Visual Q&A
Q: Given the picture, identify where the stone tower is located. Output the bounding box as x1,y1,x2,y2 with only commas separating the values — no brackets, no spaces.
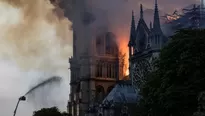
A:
65,0,124,116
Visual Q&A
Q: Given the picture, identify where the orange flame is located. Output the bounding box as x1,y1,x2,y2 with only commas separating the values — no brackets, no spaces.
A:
116,33,129,79
164,13,181,23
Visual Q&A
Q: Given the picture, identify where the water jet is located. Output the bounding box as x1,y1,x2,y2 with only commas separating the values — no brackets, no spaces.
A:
13,76,62,116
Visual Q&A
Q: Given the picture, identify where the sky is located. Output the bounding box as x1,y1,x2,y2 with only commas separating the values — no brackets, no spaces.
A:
0,0,199,116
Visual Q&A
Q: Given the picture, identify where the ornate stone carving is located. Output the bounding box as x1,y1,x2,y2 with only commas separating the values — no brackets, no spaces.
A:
131,58,153,90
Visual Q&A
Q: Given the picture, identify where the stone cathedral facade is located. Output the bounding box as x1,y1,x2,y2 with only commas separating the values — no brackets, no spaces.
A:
67,0,124,116
129,0,167,91
83,1,168,116
66,0,168,115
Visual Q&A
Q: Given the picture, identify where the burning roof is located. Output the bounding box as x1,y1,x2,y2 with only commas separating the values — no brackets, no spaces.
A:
162,4,205,31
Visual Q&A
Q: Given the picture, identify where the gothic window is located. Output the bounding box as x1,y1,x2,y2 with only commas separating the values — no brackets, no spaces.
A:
139,33,146,50
155,35,160,44
111,64,114,78
147,36,151,48
96,36,103,54
107,86,114,94
76,84,80,93
115,64,118,79
105,34,111,54
107,63,109,77
112,64,116,78
109,64,112,78
131,47,134,55
96,62,102,77
96,63,99,77
95,86,105,103
99,63,102,77
107,63,112,78
105,32,115,55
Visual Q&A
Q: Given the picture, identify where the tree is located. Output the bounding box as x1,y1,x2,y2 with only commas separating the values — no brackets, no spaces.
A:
138,29,205,116
33,107,70,116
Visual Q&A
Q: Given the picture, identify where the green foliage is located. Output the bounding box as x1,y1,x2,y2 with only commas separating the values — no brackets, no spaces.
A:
33,107,70,116
138,29,205,116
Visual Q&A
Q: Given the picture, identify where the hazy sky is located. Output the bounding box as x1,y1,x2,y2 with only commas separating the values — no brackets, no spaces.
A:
0,0,199,116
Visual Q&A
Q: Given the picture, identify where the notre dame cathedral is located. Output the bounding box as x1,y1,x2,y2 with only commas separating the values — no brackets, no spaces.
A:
129,0,167,91
64,0,167,116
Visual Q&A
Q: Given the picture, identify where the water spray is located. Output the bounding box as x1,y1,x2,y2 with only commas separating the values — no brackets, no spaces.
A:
13,76,62,116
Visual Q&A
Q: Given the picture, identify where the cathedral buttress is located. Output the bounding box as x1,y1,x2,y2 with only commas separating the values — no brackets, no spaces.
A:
128,11,136,57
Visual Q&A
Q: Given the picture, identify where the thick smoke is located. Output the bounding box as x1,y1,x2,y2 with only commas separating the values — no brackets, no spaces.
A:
82,0,198,76
84,0,165,76
0,0,72,115
85,0,140,76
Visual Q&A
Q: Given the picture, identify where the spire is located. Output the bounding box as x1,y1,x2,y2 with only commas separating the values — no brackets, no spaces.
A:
153,0,161,32
129,11,136,46
201,0,205,26
201,0,204,14
150,21,152,29
140,4,143,19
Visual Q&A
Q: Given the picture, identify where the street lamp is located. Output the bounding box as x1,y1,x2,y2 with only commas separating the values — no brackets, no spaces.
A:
13,96,26,116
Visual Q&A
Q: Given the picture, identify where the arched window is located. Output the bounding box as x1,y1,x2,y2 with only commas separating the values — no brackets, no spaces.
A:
107,63,112,78
96,62,102,77
105,32,116,55
111,64,113,78
155,35,160,44
96,63,99,77
115,63,119,79
99,63,102,77
109,64,112,78
107,63,109,77
96,36,103,55
107,86,114,94
95,86,105,102
131,47,134,55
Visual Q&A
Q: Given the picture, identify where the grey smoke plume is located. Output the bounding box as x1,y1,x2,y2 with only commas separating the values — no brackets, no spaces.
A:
0,0,72,115
86,0,139,35
60,0,198,77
